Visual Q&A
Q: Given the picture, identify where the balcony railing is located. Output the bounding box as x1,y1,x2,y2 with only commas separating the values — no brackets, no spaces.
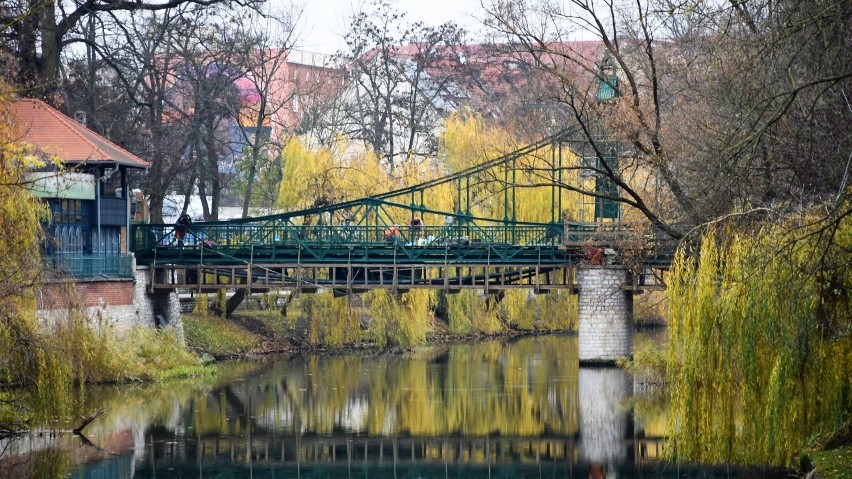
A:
98,197,127,226
43,254,134,279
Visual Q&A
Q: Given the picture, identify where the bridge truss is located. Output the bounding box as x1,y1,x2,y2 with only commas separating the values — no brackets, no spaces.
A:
131,128,674,293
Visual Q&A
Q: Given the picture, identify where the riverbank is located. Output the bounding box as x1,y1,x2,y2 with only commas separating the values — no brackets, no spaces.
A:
182,309,561,359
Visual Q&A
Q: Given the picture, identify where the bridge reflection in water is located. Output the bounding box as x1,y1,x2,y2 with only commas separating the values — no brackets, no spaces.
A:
126,336,670,479
46,334,781,478
139,433,664,478
134,385,666,479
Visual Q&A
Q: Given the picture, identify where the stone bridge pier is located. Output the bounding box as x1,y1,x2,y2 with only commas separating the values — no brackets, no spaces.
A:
577,266,633,364
134,266,183,341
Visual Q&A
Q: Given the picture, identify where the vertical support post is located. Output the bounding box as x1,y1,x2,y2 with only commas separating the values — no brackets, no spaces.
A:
511,158,517,222
558,142,563,217
457,178,462,215
392,247,398,293
247,245,253,294
465,176,471,215
503,164,509,222
95,167,101,254
347,249,353,294
122,166,130,253
485,248,490,295
550,144,556,224
296,248,302,292
536,248,543,291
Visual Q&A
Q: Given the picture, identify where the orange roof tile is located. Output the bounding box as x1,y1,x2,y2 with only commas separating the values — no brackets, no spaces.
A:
10,99,150,169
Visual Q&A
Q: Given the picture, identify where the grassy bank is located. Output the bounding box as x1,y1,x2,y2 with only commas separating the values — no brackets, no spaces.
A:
0,322,213,434
183,289,579,357
810,446,851,479
182,308,506,357
182,311,289,357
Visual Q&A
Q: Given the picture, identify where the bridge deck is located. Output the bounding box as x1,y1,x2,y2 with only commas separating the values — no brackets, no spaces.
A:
133,222,675,292
148,261,667,293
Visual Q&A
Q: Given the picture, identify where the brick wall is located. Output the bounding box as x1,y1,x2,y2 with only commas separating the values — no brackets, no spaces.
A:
36,265,183,342
38,280,134,309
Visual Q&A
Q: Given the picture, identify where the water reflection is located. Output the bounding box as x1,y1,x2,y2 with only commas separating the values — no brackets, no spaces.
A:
579,367,633,479
0,334,784,478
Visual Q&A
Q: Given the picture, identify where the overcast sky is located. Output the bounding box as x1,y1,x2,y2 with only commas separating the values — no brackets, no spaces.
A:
287,0,486,54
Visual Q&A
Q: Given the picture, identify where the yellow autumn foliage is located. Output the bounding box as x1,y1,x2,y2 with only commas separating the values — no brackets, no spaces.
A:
666,214,852,466
278,136,384,211
440,110,589,222
274,112,583,344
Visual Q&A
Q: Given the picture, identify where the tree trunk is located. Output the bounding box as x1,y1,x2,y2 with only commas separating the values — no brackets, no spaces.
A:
241,144,260,218
38,1,60,101
204,123,220,220
224,289,247,317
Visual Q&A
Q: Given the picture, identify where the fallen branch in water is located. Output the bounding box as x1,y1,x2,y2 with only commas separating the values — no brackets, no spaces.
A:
73,408,106,435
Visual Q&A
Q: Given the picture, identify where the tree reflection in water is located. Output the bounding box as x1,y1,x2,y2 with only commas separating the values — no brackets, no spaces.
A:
1,334,788,478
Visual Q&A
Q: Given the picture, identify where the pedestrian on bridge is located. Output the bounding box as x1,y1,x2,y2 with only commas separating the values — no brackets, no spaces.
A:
384,225,400,243
175,212,192,247
409,216,423,237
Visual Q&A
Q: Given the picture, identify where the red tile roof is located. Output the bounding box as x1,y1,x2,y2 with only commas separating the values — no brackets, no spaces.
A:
10,99,150,169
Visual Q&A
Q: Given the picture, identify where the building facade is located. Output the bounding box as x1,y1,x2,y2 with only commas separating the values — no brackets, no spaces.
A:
11,99,150,277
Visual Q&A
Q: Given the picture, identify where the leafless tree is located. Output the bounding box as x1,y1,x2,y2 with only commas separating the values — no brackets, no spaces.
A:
222,6,303,217
85,4,304,222
0,0,264,102
482,0,851,239
334,0,467,174
63,6,199,224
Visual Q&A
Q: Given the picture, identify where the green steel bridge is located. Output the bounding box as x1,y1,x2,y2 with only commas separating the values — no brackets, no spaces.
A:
130,129,677,293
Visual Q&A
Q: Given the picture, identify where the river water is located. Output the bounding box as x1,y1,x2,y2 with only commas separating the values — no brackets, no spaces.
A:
1,333,785,478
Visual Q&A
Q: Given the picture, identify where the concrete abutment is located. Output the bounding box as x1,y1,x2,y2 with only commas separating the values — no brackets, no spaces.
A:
133,266,184,342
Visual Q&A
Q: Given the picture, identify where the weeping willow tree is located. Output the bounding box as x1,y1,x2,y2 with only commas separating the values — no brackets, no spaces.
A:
0,91,67,434
436,113,582,334
666,209,851,466
440,110,586,222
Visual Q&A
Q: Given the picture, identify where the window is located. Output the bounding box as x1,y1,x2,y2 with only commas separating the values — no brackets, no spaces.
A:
53,199,84,225
48,199,88,254
74,227,82,254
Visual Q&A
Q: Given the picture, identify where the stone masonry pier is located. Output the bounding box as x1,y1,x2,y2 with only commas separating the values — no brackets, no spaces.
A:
577,266,633,364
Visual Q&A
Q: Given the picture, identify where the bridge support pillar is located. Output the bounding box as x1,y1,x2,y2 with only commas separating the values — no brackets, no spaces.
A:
577,266,633,364
133,266,184,343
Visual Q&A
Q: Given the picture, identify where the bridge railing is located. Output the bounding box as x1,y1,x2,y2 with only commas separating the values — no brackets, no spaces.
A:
131,220,679,266
42,254,135,279
131,222,569,252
